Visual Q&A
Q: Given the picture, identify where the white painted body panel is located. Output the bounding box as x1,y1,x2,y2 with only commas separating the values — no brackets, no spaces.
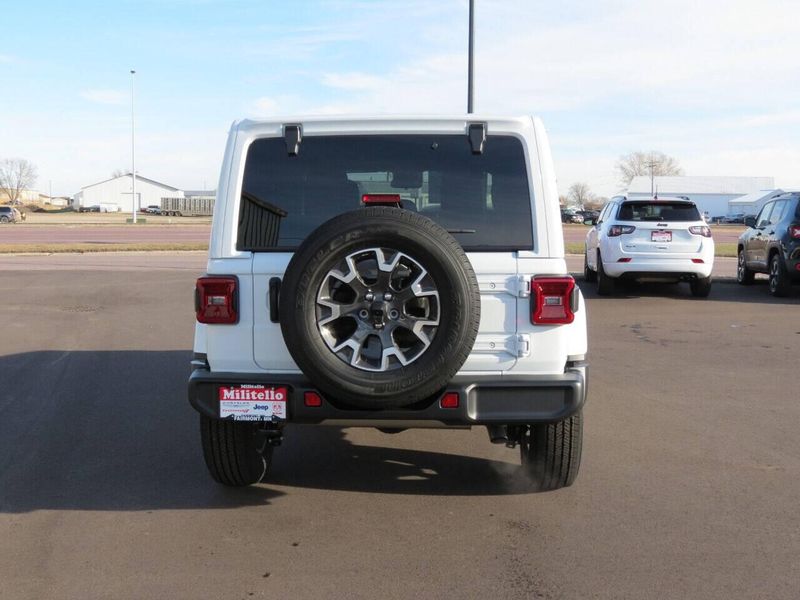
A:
196,115,588,376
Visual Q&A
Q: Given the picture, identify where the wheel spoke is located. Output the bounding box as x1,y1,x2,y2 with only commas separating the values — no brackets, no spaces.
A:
316,247,440,372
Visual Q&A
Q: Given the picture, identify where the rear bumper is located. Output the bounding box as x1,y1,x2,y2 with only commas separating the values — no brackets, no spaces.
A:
603,258,713,279
188,366,587,427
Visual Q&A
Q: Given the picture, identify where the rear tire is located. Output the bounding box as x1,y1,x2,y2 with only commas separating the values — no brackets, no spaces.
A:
200,416,272,486
0,216,8,223
583,251,597,283
690,276,712,298
768,253,791,297
737,248,754,285
596,252,614,296
519,411,583,491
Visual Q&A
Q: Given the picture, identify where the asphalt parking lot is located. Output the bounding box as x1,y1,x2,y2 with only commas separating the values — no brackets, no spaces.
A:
0,256,797,599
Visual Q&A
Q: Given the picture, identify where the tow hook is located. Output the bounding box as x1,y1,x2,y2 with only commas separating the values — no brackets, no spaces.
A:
260,426,284,448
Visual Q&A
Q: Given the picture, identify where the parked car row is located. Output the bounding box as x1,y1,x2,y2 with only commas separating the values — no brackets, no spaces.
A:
561,208,600,225
709,213,756,224
583,192,800,298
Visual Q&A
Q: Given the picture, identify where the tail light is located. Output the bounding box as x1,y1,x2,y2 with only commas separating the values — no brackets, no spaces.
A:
362,193,402,207
195,276,238,324
689,225,712,237
531,276,576,325
789,225,800,239
608,225,635,237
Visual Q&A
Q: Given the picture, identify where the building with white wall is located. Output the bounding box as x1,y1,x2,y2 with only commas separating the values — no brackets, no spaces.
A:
627,176,775,217
727,189,785,217
73,173,183,212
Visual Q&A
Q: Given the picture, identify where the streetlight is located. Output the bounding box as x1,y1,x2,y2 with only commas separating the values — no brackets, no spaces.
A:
467,0,475,113
131,69,137,223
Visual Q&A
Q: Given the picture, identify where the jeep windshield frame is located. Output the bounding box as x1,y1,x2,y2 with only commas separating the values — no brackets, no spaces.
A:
237,133,534,252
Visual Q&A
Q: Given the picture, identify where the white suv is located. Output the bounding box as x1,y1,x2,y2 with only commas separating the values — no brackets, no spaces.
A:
584,196,714,297
189,116,588,491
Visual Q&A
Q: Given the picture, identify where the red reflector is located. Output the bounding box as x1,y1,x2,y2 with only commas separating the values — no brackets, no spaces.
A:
440,392,459,409
617,257,632,262
691,258,704,263
195,276,238,324
790,225,800,239
304,391,323,407
531,276,576,325
361,193,402,206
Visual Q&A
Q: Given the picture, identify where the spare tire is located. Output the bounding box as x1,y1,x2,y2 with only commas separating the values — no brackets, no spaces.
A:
279,206,480,409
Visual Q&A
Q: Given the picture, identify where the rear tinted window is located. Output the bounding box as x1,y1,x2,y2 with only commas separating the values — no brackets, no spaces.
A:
239,134,533,251
617,201,700,222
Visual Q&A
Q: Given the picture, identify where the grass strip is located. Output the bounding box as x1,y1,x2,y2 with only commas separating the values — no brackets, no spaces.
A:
0,242,209,254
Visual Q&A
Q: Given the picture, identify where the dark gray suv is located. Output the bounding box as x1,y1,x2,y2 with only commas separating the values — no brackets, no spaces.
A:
737,192,800,296
0,206,22,223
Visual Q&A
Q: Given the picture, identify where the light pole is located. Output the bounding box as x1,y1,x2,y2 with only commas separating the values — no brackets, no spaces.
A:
131,69,137,223
467,0,475,113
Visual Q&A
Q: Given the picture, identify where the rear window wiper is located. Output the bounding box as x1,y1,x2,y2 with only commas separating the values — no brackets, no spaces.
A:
447,229,476,234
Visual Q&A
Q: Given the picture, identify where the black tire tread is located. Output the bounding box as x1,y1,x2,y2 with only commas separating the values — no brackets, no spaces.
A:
690,276,712,298
520,411,583,491
769,253,791,297
200,416,269,486
596,252,614,296
737,248,755,285
584,251,597,283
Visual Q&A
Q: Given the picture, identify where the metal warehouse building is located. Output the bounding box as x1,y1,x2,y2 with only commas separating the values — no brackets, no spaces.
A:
73,173,183,212
627,176,776,218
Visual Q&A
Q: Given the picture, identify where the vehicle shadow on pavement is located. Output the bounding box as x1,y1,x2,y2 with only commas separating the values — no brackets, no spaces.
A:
269,426,540,496
577,276,800,304
0,351,281,513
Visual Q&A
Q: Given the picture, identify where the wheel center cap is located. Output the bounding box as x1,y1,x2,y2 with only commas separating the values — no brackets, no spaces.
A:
369,301,386,329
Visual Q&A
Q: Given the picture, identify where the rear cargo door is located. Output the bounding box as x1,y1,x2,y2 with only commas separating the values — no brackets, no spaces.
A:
251,252,519,372
252,253,297,371
621,221,701,254
461,252,519,371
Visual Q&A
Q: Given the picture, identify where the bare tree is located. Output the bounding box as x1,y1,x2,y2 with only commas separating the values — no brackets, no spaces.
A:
584,196,608,211
616,151,682,188
568,182,593,207
0,158,38,204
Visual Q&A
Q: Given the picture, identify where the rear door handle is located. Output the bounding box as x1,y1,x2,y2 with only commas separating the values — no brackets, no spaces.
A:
268,277,281,323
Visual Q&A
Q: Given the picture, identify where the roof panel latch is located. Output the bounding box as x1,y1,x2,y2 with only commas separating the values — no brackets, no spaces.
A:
468,122,486,154
283,124,302,156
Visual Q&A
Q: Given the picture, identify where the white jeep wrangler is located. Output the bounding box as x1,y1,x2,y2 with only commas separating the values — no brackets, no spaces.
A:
190,116,588,491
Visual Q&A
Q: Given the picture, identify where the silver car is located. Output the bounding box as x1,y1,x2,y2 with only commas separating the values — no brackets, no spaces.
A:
0,206,22,223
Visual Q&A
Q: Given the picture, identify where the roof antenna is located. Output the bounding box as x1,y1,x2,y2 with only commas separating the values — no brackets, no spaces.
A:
654,184,658,200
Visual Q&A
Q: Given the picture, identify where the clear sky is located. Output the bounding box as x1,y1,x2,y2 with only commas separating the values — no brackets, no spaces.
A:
2,0,799,197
